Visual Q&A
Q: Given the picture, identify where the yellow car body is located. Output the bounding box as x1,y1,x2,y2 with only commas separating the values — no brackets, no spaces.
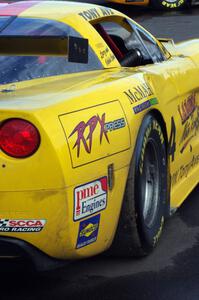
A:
0,1,198,270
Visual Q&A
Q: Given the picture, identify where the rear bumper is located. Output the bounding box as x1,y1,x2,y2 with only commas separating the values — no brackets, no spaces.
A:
0,236,70,271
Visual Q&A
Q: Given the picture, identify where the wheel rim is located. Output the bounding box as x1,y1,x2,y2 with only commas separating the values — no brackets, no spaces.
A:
141,139,160,228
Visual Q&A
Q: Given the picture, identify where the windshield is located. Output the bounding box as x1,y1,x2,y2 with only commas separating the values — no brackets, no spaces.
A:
0,17,102,85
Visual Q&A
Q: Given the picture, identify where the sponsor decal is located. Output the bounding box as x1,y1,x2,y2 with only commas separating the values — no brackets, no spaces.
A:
178,93,196,125
100,47,109,59
139,120,164,174
169,103,199,159
105,118,126,131
139,124,152,174
79,7,114,22
100,47,115,65
133,98,158,114
153,216,164,246
69,114,109,157
0,219,46,232
162,0,185,9
74,177,107,221
76,214,100,249
180,136,194,154
171,154,199,186
168,116,176,162
95,42,104,49
124,82,153,104
179,106,199,153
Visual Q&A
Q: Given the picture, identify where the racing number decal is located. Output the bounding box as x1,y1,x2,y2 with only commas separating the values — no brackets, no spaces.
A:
168,117,176,162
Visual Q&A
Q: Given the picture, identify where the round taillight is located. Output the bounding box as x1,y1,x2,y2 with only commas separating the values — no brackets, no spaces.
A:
0,119,40,158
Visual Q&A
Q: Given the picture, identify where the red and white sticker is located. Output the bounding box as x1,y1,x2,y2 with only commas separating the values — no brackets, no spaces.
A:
74,177,107,221
0,219,46,232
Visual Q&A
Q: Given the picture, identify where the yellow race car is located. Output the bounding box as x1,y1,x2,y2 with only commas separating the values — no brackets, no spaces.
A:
0,1,198,270
107,0,197,10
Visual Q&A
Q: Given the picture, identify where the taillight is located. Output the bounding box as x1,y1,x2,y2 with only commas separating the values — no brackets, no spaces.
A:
0,119,40,158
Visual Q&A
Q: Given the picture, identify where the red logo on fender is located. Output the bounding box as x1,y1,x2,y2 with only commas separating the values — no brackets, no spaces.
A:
76,184,99,216
178,93,196,124
69,113,109,157
8,220,44,227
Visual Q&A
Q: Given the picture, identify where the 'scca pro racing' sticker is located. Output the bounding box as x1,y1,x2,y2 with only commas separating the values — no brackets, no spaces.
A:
0,219,46,232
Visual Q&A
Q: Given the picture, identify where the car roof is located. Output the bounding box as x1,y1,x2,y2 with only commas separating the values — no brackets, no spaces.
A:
0,1,123,21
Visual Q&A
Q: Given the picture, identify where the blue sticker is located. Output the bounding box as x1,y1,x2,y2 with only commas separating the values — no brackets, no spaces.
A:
105,118,126,132
76,214,100,249
133,98,158,114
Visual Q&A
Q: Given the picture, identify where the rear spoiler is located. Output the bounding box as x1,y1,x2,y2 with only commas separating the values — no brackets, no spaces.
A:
0,35,89,63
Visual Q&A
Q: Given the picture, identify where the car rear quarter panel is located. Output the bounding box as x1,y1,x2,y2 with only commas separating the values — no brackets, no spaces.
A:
50,71,160,258
0,65,164,259
0,71,142,258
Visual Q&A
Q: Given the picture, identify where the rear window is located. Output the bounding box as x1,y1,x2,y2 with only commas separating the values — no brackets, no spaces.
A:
0,17,102,85
0,16,10,29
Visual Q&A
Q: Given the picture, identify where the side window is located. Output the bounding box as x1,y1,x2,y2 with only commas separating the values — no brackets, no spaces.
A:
135,27,165,63
94,21,131,61
93,18,166,67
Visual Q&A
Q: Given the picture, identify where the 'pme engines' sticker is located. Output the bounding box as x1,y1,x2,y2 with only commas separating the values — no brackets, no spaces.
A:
76,214,100,249
74,177,107,221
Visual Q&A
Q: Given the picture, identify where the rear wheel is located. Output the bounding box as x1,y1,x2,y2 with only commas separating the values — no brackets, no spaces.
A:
109,114,168,256
151,0,187,10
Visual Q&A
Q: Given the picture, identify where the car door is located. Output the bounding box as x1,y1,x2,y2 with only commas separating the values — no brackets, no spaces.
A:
130,22,199,206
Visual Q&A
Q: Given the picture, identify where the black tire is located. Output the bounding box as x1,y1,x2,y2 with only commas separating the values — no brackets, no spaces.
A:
151,0,187,10
109,114,168,257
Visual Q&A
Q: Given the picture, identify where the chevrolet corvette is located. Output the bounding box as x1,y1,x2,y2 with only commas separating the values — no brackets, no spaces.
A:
107,0,199,10
0,1,198,270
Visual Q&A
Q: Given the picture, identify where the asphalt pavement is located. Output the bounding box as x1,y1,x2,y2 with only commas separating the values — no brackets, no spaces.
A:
1,2,199,300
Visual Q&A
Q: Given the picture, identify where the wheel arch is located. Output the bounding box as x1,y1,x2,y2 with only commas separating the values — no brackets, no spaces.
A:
147,108,171,217
108,109,170,256
148,109,169,151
